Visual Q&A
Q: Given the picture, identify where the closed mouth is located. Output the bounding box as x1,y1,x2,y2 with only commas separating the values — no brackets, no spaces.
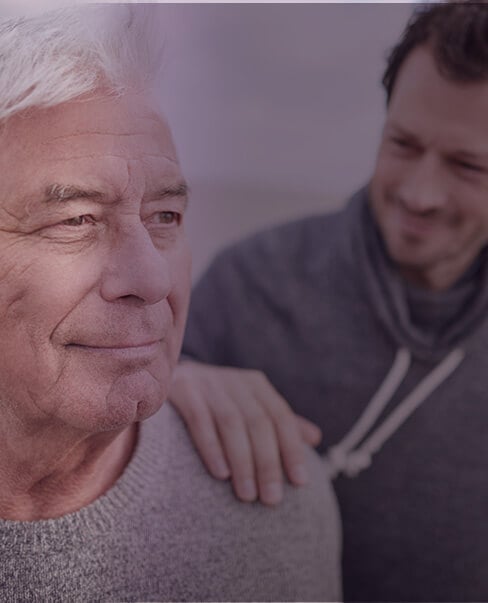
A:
68,340,162,350
66,341,164,362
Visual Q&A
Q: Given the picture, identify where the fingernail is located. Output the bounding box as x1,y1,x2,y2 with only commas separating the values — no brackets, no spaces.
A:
262,482,283,505
290,464,308,486
212,458,230,479
239,479,257,501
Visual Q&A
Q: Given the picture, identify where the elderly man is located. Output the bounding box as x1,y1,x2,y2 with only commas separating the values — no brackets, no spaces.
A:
0,6,341,602
172,2,488,601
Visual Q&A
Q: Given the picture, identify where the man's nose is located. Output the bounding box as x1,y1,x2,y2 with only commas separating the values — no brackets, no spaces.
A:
397,154,447,214
100,225,171,305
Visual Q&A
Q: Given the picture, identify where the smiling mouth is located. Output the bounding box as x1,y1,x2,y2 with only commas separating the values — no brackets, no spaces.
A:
396,209,441,237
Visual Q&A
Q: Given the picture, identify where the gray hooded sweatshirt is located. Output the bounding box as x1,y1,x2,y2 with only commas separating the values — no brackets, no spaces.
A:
183,187,488,602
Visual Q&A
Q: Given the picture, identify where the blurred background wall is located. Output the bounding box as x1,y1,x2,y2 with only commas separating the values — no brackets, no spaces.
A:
0,1,414,280
157,3,413,279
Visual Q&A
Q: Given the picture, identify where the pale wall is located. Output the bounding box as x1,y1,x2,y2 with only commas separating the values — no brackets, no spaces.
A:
157,4,413,279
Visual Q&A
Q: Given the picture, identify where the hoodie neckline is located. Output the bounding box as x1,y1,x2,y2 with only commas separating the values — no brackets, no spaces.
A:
351,187,488,360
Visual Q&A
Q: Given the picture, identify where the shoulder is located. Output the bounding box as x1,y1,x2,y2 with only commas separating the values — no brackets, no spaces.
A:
223,206,348,272
196,205,350,302
146,404,342,601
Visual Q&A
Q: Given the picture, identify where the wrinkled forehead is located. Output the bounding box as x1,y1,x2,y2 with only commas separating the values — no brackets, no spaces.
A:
1,90,175,152
0,91,183,207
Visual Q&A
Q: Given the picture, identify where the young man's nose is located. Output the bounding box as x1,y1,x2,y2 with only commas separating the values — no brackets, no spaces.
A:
397,154,448,214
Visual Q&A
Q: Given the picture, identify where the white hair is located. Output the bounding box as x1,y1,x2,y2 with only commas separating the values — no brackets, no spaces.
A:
0,4,165,121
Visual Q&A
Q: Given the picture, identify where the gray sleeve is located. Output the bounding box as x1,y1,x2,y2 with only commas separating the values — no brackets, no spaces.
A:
274,448,343,602
183,251,233,364
182,245,257,366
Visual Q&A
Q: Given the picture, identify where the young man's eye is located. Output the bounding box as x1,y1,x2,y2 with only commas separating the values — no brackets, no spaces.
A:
391,137,412,149
454,160,484,173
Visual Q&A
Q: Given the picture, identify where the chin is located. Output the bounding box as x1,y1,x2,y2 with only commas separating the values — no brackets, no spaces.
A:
104,370,167,426
52,369,169,434
133,395,167,423
389,248,430,272
388,246,446,285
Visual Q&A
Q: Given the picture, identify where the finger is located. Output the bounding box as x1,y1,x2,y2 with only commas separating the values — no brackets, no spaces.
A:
273,412,310,487
249,375,310,488
212,397,258,503
228,373,285,504
243,404,284,507
296,415,323,447
169,392,230,480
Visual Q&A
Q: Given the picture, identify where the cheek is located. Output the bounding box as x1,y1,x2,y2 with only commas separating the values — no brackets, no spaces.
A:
0,253,47,330
457,206,488,239
0,249,100,344
370,163,389,213
369,168,388,219
371,155,398,194
0,276,64,417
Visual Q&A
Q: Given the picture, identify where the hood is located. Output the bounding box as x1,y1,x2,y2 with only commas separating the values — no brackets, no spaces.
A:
347,187,488,361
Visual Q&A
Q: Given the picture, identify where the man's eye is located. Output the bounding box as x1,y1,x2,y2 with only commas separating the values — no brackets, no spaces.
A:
150,211,181,226
391,137,412,149
454,159,484,173
60,215,95,227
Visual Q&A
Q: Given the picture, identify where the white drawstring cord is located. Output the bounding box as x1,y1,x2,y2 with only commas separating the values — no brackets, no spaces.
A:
327,348,465,479
327,348,411,478
334,348,411,454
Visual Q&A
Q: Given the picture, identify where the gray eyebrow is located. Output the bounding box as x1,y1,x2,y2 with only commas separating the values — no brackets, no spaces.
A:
153,182,189,198
43,183,103,203
42,181,190,206
151,182,190,208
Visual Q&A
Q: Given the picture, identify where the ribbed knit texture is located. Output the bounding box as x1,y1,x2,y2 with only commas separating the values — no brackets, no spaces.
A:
0,404,341,602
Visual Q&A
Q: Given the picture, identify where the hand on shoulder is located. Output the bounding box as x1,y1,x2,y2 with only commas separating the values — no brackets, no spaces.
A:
169,359,322,506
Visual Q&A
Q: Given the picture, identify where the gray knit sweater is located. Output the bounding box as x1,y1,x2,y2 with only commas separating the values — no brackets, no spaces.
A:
0,403,341,602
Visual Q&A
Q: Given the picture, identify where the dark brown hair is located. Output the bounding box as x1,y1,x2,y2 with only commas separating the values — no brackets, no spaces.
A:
383,2,488,103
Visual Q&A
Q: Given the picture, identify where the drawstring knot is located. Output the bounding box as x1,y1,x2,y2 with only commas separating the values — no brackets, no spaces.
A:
326,347,465,480
328,446,371,478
